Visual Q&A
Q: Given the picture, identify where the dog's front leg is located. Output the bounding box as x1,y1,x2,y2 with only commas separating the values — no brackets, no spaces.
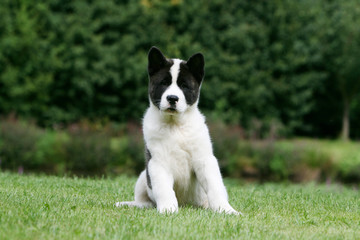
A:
193,155,240,215
148,160,178,214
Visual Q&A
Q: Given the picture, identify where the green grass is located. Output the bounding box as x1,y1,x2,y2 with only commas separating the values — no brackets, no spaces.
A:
0,172,359,240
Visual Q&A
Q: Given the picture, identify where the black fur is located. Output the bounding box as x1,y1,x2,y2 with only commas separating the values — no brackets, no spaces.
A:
148,47,174,109
186,53,205,85
148,46,168,76
147,46,205,108
145,147,152,189
178,62,202,106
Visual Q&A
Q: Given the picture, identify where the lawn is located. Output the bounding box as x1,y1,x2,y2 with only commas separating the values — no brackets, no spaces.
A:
0,172,359,240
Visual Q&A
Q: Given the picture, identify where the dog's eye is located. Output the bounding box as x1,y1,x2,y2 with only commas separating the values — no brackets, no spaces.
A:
161,76,171,86
180,83,189,89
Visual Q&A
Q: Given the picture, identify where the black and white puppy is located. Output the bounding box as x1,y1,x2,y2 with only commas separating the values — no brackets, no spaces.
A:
116,47,240,215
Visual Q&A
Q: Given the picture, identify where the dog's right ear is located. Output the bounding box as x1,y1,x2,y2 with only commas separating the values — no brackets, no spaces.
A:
148,46,167,76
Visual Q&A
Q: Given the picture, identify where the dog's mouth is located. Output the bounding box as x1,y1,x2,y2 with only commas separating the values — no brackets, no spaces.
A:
165,107,177,113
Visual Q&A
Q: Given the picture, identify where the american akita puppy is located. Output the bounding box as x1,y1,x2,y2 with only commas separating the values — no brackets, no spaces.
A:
116,47,240,215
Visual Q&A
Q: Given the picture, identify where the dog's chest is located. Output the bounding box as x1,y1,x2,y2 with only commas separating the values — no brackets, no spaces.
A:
160,125,193,169
147,122,196,182
162,125,196,200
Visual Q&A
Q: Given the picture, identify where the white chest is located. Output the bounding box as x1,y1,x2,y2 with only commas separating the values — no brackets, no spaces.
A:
142,106,210,198
147,124,194,174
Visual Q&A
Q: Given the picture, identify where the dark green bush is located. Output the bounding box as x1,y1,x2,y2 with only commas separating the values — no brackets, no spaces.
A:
64,126,112,175
0,118,44,171
0,119,145,176
106,122,144,175
210,123,335,182
34,131,68,174
0,119,359,183
1,0,360,138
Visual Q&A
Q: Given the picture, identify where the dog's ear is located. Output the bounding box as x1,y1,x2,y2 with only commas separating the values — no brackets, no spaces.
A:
148,46,167,76
186,53,205,84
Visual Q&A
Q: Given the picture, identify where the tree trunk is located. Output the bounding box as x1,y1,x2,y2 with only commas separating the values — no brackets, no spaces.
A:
341,99,350,141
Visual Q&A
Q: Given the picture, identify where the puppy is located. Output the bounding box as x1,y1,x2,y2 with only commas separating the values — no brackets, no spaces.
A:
116,47,240,215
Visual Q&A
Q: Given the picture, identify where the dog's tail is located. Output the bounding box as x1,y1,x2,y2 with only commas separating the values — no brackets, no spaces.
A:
115,201,154,208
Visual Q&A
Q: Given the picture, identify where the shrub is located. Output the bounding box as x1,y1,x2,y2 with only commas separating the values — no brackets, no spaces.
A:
64,125,112,175
0,118,44,171
34,131,69,174
0,119,146,176
211,134,335,183
209,121,245,176
0,119,359,184
108,122,144,175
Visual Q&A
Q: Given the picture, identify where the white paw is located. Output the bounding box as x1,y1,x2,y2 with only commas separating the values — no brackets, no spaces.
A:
212,203,243,215
157,204,178,214
220,206,243,216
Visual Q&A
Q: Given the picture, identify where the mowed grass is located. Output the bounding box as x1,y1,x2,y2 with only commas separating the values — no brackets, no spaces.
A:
0,172,359,240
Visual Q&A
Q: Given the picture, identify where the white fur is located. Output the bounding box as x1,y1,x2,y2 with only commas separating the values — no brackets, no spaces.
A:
116,58,241,215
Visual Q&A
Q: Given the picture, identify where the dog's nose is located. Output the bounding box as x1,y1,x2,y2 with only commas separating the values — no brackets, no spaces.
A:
167,95,179,105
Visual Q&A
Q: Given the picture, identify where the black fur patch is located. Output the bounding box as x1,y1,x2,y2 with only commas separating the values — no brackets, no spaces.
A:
186,52,205,86
176,53,204,106
148,47,174,109
148,62,173,109
178,62,202,106
145,147,152,189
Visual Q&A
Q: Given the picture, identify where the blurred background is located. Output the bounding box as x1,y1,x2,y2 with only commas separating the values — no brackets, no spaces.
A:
0,0,359,184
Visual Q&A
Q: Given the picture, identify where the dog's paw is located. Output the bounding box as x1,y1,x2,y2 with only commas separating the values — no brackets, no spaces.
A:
213,204,243,215
221,207,243,216
157,204,178,214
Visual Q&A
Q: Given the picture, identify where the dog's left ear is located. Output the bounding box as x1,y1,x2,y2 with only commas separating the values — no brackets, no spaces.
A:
186,53,205,84
148,46,167,76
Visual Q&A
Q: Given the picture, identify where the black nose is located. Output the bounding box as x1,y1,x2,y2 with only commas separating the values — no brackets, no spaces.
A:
167,95,179,105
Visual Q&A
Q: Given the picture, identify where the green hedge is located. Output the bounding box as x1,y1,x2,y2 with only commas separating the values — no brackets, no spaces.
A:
1,119,359,183
1,0,360,138
0,119,144,176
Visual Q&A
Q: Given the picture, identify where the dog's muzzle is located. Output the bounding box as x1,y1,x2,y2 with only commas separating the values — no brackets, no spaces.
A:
167,95,179,105
166,95,179,112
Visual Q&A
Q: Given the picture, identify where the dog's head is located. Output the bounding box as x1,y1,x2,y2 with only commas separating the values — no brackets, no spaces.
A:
147,46,204,114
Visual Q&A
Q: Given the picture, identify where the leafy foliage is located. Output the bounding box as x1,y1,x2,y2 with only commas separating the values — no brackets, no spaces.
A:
0,0,360,138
